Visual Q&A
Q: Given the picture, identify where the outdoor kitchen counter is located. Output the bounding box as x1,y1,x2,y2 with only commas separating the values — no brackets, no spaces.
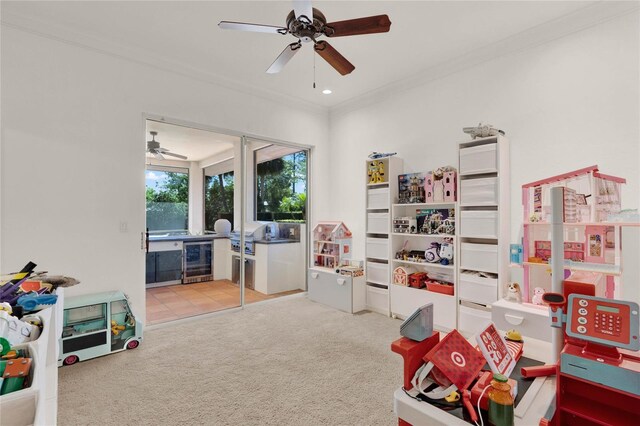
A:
148,234,229,242
254,239,300,245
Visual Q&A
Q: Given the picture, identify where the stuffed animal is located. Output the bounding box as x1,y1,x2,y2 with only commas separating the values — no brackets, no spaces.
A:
505,282,522,303
532,287,545,305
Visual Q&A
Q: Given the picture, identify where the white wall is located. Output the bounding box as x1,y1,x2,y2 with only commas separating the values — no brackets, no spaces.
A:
0,27,329,319
329,11,640,262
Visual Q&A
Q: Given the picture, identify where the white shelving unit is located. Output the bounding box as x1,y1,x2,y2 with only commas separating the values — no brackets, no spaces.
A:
389,202,457,331
0,290,63,426
457,135,510,337
364,156,403,315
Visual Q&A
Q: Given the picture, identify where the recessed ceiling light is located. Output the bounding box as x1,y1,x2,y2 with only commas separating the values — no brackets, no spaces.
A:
322,89,332,95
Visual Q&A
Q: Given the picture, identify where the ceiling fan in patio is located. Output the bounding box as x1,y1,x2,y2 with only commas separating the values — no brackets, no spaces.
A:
146,131,187,160
218,0,391,76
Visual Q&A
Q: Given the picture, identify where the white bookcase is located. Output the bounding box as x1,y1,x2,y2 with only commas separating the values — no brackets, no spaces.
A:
389,201,458,331
457,135,510,337
364,156,403,315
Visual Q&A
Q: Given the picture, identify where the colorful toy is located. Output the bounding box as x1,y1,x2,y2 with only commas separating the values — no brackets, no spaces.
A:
58,291,143,366
504,329,523,342
505,282,522,303
312,222,352,269
424,242,441,263
393,266,415,286
0,356,32,396
0,310,40,345
531,287,545,305
398,173,425,204
438,241,454,265
408,272,428,289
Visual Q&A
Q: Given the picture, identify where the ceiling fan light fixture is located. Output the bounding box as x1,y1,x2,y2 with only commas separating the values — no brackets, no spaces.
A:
322,89,332,95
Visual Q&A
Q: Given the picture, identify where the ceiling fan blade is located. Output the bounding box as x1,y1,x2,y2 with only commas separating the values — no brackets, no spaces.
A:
293,0,313,23
324,14,391,37
314,41,354,76
162,152,188,160
266,42,302,74
152,151,165,160
218,21,287,35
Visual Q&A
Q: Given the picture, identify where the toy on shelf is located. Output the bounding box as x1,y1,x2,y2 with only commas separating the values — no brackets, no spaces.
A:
337,260,364,277
417,209,455,235
398,173,425,204
519,165,627,303
59,291,143,366
531,287,545,305
393,266,415,286
367,159,387,184
509,244,523,264
368,151,397,159
424,242,441,263
393,217,417,234
408,272,428,289
504,283,522,303
438,239,454,265
425,166,457,203
312,222,352,269
462,122,505,139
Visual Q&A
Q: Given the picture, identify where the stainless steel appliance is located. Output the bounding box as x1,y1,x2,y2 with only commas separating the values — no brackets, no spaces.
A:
232,255,255,290
229,222,269,255
182,240,213,283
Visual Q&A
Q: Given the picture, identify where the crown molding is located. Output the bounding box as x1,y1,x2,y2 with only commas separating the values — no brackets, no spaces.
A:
330,1,640,117
0,10,329,117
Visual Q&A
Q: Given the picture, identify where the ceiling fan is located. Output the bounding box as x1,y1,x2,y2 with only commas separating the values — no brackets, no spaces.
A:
146,131,187,160
218,0,391,76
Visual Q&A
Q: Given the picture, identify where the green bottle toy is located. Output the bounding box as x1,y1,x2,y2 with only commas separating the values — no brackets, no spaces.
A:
487,373,514,426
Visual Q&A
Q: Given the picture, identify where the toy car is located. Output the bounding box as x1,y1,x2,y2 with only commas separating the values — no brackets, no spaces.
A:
58,291,143,366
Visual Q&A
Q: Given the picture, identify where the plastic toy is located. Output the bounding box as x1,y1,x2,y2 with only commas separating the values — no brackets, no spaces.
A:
0,310,40,345
504,283,522,303
531,287,545,305
393,266,415,286
462,122,505,139
408,272,428,289
17,292,58,312
0,357,32,395
58,291,143,366
504,329,522,342
424,242,441,263
438,241,454,265
368,151,397,159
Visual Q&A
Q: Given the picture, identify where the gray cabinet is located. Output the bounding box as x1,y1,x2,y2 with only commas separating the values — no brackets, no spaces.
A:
308,268,366,314
146,250,183,285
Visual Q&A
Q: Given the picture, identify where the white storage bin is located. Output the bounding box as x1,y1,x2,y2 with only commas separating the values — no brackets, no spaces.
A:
459,272,498,305
460,177,498,206
459,302,492,337
367,187,389,210
366,285,388,314
367,212,389,234
460,243,498,273
366,261,388,284
492,299,552,342
459,143,498,175
366,237,388,260
460,210,499,238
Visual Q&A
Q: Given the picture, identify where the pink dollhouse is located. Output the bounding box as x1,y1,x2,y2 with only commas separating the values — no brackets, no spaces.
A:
425,168,457,203
313,222,352,269
520,165,626,304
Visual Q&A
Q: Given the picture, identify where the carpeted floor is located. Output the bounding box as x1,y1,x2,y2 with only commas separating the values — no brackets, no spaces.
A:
58,295,404,425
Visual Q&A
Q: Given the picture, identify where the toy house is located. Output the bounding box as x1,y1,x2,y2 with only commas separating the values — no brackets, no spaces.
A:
519,165,626,304
313,222,353,269
393,266,415,286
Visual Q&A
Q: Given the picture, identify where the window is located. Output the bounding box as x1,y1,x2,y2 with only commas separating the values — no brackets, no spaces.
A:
255,147,307,223
204,170,235,231
145,167,189,231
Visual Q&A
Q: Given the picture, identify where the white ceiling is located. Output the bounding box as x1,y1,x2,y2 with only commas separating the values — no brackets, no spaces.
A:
4,1,627,108
146,120,237,162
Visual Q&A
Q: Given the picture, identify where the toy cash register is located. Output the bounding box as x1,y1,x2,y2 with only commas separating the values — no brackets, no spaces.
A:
542,294,640,425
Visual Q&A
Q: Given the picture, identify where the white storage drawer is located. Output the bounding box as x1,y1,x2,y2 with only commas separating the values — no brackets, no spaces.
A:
459,303,492,337
460,210,499,238
149,240,184,252
492,299,552,342
366,285,388,314
367,187,389,210
367,212,389,234
366,237,388,260
460,243,498,273
460,177,498,206
459,143,498,175
459,272,498,305
366,261,388,284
